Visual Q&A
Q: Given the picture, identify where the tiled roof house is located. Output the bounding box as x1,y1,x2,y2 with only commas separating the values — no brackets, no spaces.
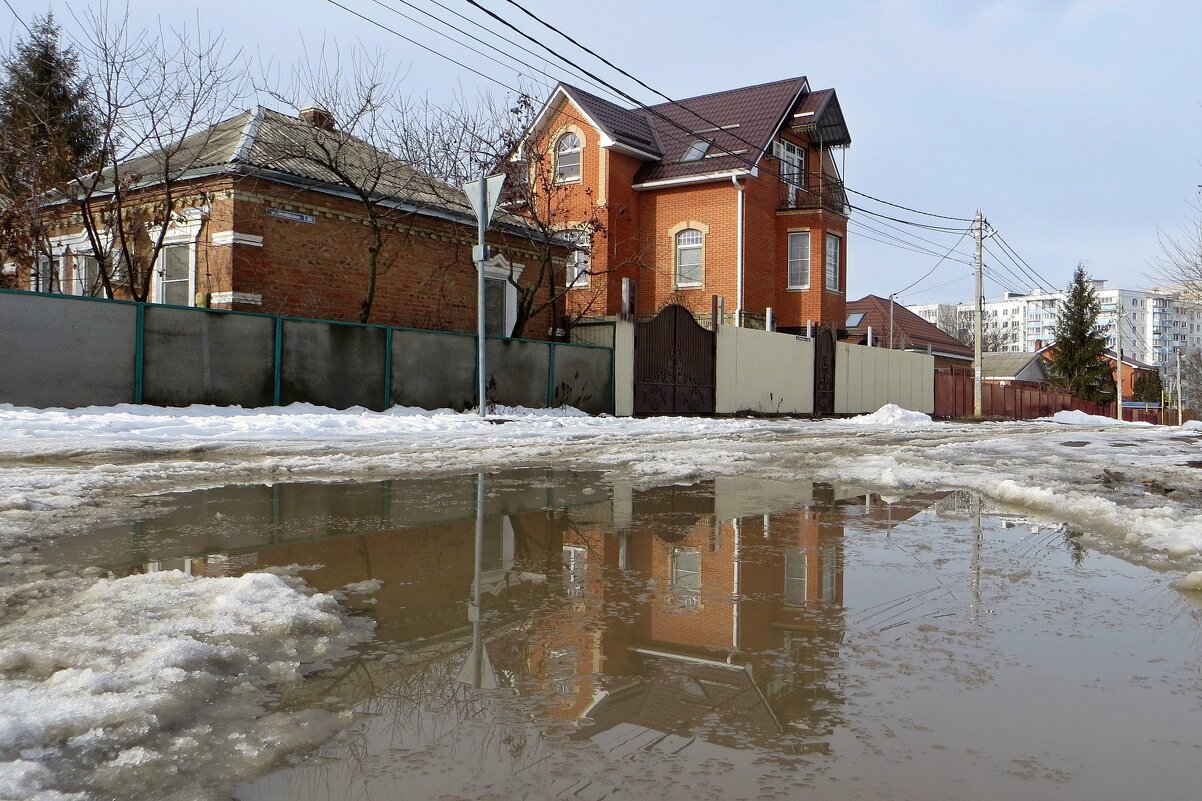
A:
24,107,556,336
521,77,852,330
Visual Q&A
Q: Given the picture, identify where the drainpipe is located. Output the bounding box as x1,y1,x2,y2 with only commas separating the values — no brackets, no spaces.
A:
732,175,745,327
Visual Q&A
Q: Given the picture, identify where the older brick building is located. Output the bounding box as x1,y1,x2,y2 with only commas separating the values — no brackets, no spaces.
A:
21,107,558,337
522,77,852,330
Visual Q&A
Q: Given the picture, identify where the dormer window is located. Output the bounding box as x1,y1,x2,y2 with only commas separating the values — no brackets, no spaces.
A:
554,132,582,182
681,139,710,162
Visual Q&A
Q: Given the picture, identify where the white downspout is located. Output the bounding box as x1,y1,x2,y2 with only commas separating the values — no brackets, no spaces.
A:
732,175,745,327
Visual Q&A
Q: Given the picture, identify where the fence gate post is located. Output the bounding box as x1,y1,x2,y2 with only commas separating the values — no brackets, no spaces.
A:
383,327,394,411
273,316,283,406
133,303,145,404
546,342,556,407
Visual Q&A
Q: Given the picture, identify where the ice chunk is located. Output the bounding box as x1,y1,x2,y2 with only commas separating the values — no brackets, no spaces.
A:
0,570,370,800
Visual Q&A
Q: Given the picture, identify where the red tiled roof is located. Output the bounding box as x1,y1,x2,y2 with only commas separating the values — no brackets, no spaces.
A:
844,295,974,359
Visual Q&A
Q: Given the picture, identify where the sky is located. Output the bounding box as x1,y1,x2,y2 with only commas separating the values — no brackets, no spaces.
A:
6,0,1202,306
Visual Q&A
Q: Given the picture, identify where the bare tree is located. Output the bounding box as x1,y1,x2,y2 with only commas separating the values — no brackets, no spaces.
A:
947,308,1009,351
260,44,436,323
399,91,612,339
1155,198,1202,298
57,7,245,302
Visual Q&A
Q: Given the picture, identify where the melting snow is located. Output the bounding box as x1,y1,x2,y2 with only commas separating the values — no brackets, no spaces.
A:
0,571,370,800
842,404,934,427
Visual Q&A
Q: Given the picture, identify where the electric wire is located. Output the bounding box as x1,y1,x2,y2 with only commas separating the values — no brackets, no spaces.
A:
889,227,973,297
849,219,973,264
994,231,1060,293
499,0,979,223
2,0,31,36
327,0,979,262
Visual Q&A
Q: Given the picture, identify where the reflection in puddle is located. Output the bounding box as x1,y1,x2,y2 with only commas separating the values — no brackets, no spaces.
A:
33,472,1202,800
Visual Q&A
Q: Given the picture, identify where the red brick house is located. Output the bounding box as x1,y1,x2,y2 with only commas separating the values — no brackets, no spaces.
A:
17,106,559,337
520,77,852,330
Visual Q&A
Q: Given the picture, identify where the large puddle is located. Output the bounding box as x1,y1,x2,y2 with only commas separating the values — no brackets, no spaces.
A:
20,470,1202,800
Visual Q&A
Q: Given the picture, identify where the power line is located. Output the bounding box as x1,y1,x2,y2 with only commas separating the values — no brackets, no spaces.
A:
989,231,1058,294
329,0,975,242
501,0,978,224
849,219,973,264
896,273,974,299
889,226,973,296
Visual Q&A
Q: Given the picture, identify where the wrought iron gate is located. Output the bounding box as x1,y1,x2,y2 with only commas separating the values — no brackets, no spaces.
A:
813,326,835,415
633,304,715,416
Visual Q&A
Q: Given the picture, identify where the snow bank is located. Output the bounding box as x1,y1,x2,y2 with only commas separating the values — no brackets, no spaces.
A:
1043,410,1150,426
1183,420,1202,431
842,404,934,427
0,571,369,800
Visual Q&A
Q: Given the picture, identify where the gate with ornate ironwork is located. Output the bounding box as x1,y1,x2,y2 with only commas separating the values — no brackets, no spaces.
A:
813,326,836,415
633,304,715,416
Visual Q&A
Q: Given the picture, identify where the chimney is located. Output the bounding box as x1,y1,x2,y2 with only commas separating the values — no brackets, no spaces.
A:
299,106,335,131
1034,339,1043,350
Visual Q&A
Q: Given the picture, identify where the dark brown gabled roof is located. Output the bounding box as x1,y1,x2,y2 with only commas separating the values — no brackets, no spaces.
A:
558,84,661,157
543,76,850,185
635,77,809,183
844,295,974,360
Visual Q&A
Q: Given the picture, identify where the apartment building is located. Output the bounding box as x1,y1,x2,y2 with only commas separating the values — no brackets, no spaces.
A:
909,281,1202,366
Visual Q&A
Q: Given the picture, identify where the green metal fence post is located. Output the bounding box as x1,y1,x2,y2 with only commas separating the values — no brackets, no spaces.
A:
383,327,394,411
546,342,556,407
273,316,283,406
133,303,145,404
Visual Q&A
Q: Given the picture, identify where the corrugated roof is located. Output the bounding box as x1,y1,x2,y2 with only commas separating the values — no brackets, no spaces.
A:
845,295,974,359
559,84,661,157
981,351,1044,379
77,106,516,227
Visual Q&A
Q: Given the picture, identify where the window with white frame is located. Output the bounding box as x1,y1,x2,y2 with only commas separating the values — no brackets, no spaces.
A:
675,228,703,287
72,254,101,297
155,244,192,306
671,547,701,606
485,277,507,336
784,548,808,606
825,234,841,291
774,140,806,188
565,228,591,288
35,256,61,293
554,131,582,183
563,545,587,598
787,231,810,289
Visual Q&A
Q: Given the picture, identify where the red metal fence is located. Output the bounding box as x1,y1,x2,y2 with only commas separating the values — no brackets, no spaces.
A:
933,372,1169,423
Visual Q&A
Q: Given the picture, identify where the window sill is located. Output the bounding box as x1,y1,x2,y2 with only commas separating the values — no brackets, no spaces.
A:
675,283,704,290
554,177,583,186
786,285,811,292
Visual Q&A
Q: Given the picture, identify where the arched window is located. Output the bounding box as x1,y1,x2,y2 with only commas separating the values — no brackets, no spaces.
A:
554,132,582,182
675,228,703,287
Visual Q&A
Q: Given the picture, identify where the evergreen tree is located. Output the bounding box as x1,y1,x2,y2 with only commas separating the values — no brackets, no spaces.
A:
0,13,101,189
1046,264,1114,403
1132,371,1163,403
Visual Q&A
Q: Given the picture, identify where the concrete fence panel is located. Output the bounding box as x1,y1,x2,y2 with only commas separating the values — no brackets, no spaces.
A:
716,327,814,415
281,320,387,410
391,330,476,411
836,343,935,415
142,307,275,408
552,345,613,415
0,292,136,407
487,338,550,409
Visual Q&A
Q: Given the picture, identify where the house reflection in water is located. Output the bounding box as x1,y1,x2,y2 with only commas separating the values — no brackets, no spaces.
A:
69,471,947,762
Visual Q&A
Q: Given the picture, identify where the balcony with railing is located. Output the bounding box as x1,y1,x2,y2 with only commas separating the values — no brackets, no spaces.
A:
778,172,847,214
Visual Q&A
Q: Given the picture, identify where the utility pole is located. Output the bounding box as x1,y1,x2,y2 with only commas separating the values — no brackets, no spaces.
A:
973,209,984,417
889,293,896,349
1178,348,1184,426
1115,310,1124,421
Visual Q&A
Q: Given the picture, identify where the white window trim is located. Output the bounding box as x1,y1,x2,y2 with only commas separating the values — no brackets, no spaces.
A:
480,253,525,337
787,229,811,290
553,130,583,184
825,233,842,292
674,228,704,289
563,228,591,289
148,208,207,307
